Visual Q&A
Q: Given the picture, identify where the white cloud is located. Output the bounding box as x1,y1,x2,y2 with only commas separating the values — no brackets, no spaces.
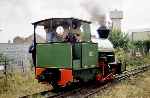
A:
122,0,150,31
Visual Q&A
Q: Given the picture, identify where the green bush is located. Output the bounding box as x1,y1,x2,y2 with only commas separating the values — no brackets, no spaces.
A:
115,48,150,69
115,48,128,65
109,30,130,51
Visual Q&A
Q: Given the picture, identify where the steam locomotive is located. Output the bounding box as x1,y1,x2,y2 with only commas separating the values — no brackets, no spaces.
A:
30,18,125,88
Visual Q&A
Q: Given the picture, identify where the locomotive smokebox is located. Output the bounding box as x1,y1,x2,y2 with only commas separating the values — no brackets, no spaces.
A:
97,26,110,39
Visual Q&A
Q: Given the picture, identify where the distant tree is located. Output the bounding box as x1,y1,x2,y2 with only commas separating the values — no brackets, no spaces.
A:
108,30,130,50
143,40,150,54
133,41,143,49
132,40,150,55
0,53,11,62
0,53,5,61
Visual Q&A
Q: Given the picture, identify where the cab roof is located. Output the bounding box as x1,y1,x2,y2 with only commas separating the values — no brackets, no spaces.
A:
32,17,91,26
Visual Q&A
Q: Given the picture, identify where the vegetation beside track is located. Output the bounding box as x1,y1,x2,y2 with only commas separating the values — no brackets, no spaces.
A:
109,30,150,69
115,48,150,70
0,71,50,98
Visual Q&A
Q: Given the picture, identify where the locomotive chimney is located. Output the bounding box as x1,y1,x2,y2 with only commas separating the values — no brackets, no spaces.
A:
97,25,110,39
97,15,110,39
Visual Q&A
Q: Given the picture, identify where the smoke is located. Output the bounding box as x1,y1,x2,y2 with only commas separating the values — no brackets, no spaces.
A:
80,0,106,26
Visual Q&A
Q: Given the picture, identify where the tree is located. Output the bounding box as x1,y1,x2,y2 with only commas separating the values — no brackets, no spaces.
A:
0,53,6,61
108,30,130,50
143,40,150,54
0,53,11,62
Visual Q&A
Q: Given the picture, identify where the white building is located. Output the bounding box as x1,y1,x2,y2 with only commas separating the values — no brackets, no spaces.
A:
0,43,31,72
0,33,45,72
130,28,150,41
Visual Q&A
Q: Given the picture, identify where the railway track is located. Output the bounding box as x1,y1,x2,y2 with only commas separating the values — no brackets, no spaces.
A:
20,64,150,98
79,64,150,98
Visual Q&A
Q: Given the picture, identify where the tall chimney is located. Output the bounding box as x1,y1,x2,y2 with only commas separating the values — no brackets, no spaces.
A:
110,9,123,31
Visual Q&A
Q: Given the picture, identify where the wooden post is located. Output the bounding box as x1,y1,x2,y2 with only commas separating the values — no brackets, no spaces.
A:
21,60,24,73
4,58,7,76
4,58,8,91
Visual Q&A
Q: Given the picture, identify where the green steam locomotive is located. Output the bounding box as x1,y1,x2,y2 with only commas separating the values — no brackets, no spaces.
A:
30,18,125,88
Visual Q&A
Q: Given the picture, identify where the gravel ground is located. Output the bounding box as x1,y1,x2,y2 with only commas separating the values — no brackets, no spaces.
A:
92,70,150,98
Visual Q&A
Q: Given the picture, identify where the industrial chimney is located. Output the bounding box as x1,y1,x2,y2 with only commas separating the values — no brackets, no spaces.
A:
110,9,123,31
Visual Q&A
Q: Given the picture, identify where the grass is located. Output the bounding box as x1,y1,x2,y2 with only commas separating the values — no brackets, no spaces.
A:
93,70,150,98
0,71,51,98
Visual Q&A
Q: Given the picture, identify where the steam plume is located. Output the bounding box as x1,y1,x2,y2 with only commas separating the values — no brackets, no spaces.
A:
80,0,106,26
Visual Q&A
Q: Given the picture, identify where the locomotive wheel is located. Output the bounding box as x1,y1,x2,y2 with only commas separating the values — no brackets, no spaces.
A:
78,78,84,86
66,81,72,87
50,80,60,89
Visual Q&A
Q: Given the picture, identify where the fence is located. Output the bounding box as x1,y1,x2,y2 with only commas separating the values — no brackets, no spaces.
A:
0,59,8,76
0,57,32,76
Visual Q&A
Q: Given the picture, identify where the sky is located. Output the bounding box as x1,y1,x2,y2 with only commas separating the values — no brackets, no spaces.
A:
0,0,150,43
